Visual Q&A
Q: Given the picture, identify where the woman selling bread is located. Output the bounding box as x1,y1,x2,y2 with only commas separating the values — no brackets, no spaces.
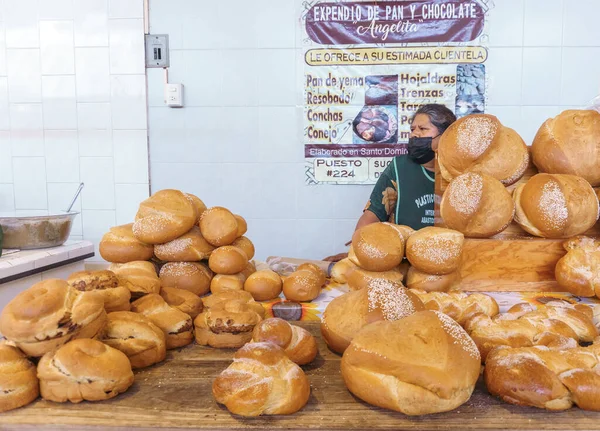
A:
325,104,456,261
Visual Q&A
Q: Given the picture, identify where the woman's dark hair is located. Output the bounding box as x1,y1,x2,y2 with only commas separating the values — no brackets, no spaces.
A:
410,104,457,135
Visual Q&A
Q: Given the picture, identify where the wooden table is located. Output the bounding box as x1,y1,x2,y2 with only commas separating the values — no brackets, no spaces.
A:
3,322,600,430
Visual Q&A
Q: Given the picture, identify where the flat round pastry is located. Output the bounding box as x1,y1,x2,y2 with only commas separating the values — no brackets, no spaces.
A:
352,222,405,272
440,172,515,238
513,173,599,238
231,236,255,260
341,311,480,415
438,113,529,185
213,342,310,416
109,261,161,300
131,294,194,350
160,286,204,318
202,290,265,318
153,226,215,261
99,223,154,263
99,311,166,369
532,110,600,186
199,207,239,247
0,279,106,357
234,214,247,237
0,343,39,412
208,246,248,275
184,192,207,222
37,339,134,403
282,269,322,302
133,189,198,244
244,270,283,301
251,318,318,365
210,273,246,294
405,227,464,275
67,270,131,312
405,267,458,292
159,262,212,296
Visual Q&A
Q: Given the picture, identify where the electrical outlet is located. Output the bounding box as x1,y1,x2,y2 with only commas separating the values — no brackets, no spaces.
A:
145,34,170,68
165,83,183,108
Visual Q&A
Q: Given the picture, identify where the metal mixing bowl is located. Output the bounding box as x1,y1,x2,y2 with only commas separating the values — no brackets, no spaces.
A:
0,212,79,249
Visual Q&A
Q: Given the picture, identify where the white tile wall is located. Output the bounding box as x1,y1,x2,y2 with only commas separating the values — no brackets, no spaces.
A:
523,0,562,46
0,0,148,263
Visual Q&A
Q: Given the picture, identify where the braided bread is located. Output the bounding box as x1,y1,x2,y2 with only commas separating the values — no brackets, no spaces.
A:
485,343,600,411
213,342,310,416
411,290,499,325
251,318,317,365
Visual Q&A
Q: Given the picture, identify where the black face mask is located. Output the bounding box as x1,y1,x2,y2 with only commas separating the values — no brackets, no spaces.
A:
407,136,438,165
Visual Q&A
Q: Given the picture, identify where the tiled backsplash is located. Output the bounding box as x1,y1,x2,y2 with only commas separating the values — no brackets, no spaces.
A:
0,0,149,262
148,0,600,261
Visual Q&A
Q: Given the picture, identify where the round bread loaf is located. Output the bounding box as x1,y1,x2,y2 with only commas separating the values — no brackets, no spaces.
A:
440,172,515,238
240,261,257,279
438,114,529,185
67,270,131,313
297,263,327,286
405,227,464,275
210,273,246,294
282,269,322,302
184,192,207,222
130,294,194,349
108,261,161,300
347,267,404,291
212,342,310,416
133,189,198,244
406,267,458,292
555,249,600,297
99,223,154,263
251,318,317,365
154,226,215,261
208,246,248,275
231,236,255,260
159,262,212,296
0,343,39,412
0,279,107,357
160,286,204,318
37,339,134,403
99,311,166,369
341,311,480,415
513,173,600,238
234,214,247,237
199,207,239,247
532,110,600,186
351,222,405,271
321,280,424,354
244,270,282,301
330,258,359,284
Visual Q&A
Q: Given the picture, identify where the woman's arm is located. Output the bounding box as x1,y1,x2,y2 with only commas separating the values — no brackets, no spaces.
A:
355,209,381,231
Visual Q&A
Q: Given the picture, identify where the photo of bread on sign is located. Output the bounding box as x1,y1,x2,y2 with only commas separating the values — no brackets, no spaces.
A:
365,75,398,106
352,105,398,144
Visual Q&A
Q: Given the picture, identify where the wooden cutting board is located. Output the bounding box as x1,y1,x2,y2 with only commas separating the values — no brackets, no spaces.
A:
3,322,600,430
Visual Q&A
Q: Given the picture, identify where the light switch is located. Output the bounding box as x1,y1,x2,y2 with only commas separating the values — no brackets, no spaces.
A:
165,83,183,107
145,34,170,68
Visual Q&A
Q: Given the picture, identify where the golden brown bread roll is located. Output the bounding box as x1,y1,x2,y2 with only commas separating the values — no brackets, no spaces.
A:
321,280,424,354
244,270,282,301
184,192,207,222
213,342,310,416
485,343,600,411
405,267,458,292
109,261,161,300
159,261,212,296
133,189,198,244
405,227,464,275
99,311,166,369
532,110,600,187
0,279,106,357
234,214,247,237
0,343,39,412
330,258,358,284
410,290,499,325
153,226,215,262
296,262,327,286
346,266,404,291
199,206,239,247
440,172,515,238
131,294,194,349
67,270,131,313
341,311,480,415
203,290,265,319
251,318,317,365
240,261,256,279
282,269,322,302
99,223,154,263
37,339,134,403
208,246,248,275
159,287,203,318
231,236,254,260
194,299,263,348
513,173,599,238
556,236,600,296
438,113,529,185
351,222,405,271
210,273,246,294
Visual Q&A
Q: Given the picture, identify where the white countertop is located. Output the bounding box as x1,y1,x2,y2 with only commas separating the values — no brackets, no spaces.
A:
0,241,95,281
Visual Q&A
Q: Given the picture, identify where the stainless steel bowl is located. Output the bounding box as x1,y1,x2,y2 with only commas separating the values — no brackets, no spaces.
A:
0,212,78,249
